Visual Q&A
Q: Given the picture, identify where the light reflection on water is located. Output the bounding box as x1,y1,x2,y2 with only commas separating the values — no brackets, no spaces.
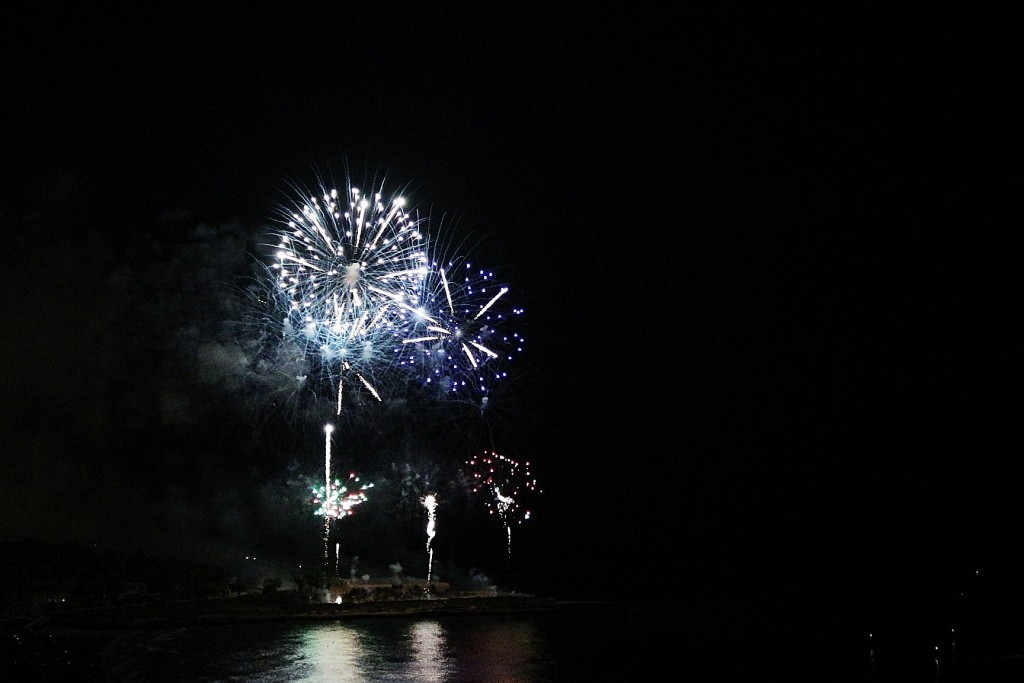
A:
295,619,461,682
113,611,614,682
405,621,453,681
296,624,367,682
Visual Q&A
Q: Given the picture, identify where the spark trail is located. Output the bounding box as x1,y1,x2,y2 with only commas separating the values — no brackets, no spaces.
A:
422,493,438,581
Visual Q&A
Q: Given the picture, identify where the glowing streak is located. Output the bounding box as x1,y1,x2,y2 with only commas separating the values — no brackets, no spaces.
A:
277,253,328,272
461,344,480,368
440,267,454,314
323,424,334,569
369,195,401,249
494,486,515,559
378,268,430,280
422,493,438,581
323,423,334,487
357,373,382,401
302,198,335,246
474,286,508,320
468,340,499,359
352,190,366,248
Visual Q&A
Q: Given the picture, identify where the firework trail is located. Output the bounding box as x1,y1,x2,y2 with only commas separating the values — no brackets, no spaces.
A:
466,451,539,559
396,251,525,417
422,493,438,581
323,423,334,489
321,423,334,569
311,471,374,576
269,179,429,414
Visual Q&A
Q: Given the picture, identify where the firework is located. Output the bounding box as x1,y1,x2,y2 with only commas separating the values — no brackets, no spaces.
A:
422,492,438,581
397,255,528,428
310,472,373,519
396,253,525,415
265,176,425,582
466,450,539,558
268,179,429,413
311,471,374,577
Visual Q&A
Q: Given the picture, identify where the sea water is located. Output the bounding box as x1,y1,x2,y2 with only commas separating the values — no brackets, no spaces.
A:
93,605,638,682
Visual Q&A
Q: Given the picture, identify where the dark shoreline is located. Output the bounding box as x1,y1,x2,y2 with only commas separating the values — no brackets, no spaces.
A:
25,593,626,634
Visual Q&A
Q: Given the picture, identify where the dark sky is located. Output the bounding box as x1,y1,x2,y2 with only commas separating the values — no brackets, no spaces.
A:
1,8,1017,610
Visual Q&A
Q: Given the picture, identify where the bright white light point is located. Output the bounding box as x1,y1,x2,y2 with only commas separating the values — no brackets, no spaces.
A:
324,424,334,434
394,197,406,207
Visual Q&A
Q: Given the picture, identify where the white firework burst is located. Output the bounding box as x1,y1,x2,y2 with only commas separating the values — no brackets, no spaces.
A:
268,178,430,411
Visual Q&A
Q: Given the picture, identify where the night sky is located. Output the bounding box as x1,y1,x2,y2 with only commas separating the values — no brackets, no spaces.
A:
1,8,1016,617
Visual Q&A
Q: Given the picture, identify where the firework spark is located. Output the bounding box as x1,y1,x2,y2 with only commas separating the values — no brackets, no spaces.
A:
422,493,438,581
466,451,539,559
310,472,373,519
323,423,334,489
